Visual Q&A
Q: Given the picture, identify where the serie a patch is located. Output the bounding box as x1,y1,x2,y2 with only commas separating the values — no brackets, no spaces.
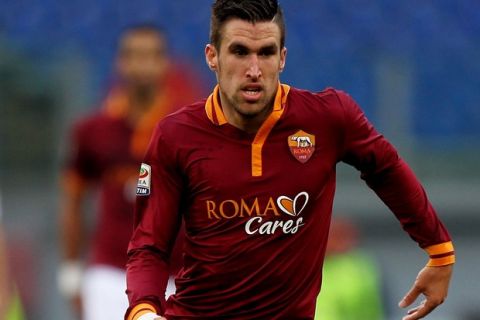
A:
136,163,151,196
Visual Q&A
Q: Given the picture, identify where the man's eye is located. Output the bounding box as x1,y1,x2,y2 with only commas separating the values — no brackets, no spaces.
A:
259,49,275,56
234,49,247,56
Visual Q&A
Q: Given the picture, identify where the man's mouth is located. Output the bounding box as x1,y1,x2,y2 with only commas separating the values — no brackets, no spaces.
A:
241,85,263,101
244,88,261,95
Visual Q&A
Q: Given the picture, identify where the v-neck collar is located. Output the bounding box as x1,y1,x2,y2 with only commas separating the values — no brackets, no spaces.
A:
205,83,291,177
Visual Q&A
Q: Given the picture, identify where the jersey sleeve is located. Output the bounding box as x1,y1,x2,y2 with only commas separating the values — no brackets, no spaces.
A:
125,122,184,319
337,90,454,266
65,119,101,181
62,119,101,196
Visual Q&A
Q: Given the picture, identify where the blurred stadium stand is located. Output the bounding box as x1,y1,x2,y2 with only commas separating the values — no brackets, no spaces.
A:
0,1,479,319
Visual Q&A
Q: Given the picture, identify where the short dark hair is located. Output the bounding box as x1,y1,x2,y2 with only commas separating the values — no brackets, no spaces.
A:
210,0,285,50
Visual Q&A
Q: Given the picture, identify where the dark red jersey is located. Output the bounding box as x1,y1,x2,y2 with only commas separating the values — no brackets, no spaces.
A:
126,84,453,320
67,113,140,269
64,65,203,270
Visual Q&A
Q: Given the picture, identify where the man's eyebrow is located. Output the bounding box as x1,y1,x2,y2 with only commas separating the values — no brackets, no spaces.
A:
258,44,278,53
227,42,279,52
228,42,249,51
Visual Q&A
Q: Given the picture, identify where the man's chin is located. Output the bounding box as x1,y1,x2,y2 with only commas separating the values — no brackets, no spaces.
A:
239,111,260,119
235,103,269,119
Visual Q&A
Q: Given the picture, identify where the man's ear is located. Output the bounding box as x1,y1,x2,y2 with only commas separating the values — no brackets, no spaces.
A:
205,44,218,71
279,47,287,72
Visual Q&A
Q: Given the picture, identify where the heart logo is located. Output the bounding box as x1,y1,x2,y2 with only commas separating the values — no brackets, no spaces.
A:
276,192,309,217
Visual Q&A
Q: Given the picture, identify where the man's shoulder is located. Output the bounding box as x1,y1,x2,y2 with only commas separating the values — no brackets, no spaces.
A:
156,99,208,132
73,110,118,131
289,86,347,102
287,86,350,114
70,111,133,150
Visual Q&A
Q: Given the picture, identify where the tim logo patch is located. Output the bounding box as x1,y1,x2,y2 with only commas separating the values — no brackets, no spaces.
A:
288,130,315,163
136,163,151,196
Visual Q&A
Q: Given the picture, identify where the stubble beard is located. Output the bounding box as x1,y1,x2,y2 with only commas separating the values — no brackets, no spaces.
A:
230,91,275,120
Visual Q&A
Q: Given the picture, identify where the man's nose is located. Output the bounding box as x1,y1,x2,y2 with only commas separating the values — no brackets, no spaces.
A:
246,55,261,80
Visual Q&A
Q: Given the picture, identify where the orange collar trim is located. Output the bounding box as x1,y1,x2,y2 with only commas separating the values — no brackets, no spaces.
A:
204,83,290,177
205,83,290,126
251,83,290,176
102,88,173,159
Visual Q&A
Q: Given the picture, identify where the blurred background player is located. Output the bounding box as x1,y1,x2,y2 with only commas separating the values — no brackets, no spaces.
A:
58,24,204,320
315,217,385,320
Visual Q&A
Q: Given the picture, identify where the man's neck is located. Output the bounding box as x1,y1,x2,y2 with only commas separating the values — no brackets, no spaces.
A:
125,84,158,124
219,94,275,135
225,107,272,134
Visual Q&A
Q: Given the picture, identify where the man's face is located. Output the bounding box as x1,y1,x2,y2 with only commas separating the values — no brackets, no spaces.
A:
116,31,168,88
206,19,286,120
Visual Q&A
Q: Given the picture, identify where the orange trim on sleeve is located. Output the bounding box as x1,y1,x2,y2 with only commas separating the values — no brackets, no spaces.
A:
424,241,454,256
127,303,157,320
424,241,455,267
427,255,456,267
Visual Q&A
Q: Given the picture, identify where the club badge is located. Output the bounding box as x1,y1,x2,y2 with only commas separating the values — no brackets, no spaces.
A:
288,130,315,163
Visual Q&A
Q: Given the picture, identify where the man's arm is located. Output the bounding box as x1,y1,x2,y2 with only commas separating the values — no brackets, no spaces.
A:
359,158,454,320
337,90,455,319
125,124,183,320
58,170,88,313
59,171,87,261
58,120,97,316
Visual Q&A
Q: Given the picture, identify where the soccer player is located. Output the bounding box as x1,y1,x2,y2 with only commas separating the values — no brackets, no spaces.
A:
58,25,203,320
125,1,454,319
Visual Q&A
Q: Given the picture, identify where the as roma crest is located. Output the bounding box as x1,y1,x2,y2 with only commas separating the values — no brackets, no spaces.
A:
288,130,315,163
